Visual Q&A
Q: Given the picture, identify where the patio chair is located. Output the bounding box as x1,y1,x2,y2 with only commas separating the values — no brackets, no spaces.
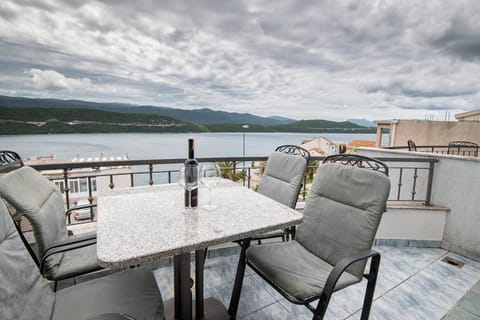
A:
0,150,23,173
447,140,479,157
254,144,310,242
229,154,390,320
0,200,165,320
407,140,417,152
0,166,102,289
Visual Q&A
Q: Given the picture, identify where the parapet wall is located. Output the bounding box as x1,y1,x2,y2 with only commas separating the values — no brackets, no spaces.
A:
358,147,480,256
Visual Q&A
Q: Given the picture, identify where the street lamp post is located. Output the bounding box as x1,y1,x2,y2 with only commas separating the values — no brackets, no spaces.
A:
242,124,249,186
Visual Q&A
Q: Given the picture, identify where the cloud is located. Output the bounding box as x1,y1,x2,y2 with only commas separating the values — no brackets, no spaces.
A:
26,69,91,91
0,0,479,121
365,79,478,98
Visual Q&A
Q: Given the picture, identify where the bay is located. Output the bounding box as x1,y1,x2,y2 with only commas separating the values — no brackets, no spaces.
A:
0,132,384,160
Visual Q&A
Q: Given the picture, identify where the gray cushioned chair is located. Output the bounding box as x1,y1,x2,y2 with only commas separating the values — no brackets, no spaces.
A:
0,150,23,173
0,166,102,288
229,154,391,320
253,145,310,242
0,200,165,320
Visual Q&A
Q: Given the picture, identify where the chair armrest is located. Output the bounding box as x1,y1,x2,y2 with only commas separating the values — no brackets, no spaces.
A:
323,249,380,298
65,203,97,216
40,234,97,274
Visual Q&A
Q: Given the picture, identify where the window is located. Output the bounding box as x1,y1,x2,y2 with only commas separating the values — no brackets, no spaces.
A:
52,177,97,194
54,181,65,193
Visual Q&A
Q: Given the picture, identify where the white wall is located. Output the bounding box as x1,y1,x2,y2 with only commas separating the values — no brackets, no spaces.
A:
358,148,480,254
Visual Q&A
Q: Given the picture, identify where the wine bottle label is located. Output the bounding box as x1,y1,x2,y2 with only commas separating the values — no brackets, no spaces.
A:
184,138,199,208
184,188,198,207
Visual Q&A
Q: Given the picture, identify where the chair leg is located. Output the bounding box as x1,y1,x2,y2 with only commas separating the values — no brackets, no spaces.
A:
312,293,329,320
360,254,380,320
228,239,250,319
203,247,208,267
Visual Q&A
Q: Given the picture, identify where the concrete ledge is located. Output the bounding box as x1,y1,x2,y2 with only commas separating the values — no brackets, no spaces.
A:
377,204,448,241
387,201,449,211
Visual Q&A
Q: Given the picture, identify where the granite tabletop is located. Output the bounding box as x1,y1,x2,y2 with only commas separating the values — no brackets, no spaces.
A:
96,180,303,268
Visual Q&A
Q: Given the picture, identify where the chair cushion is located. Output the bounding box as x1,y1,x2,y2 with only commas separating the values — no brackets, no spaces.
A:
47,234,102,281
0,166,68,256
0,201,55,320
258,152,307,208
52,268,165,320
247,241,361,301
296,163,390,278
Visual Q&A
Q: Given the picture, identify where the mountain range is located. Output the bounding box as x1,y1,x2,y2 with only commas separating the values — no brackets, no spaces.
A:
0,95,295,126
0,95,376,134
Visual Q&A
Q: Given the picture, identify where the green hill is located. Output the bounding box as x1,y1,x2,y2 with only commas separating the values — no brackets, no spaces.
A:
0,102,375,135
0,106,205,134
0,95,295,125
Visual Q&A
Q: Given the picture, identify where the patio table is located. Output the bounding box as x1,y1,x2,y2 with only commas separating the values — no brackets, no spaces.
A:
97,179,303,320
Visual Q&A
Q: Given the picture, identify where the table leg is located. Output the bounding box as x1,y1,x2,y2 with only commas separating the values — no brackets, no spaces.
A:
195,250,204,319
165,251,230,320
174,253,192,320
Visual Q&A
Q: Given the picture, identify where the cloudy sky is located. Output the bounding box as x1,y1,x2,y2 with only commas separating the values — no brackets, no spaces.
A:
1,0,480,121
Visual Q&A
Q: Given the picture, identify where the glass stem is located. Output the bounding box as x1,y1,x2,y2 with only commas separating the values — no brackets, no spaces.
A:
208,187,212,206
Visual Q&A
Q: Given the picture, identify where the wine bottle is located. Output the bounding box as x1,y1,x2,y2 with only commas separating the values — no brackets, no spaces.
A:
184,138,199,207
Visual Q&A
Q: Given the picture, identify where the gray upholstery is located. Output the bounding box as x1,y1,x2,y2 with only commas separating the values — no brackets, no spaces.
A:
0,200,165,320
296,163,390,278
247,240,360,300
52,269,164,320
0,200,55,320
258,151,307,209
0,166,101,281
247,162,390,300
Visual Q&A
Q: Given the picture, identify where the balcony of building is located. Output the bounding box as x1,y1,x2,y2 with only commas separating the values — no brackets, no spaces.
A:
2,148,480,319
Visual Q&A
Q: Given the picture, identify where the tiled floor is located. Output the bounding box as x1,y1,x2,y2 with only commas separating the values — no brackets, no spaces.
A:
442,280,480,320
152,246,480,320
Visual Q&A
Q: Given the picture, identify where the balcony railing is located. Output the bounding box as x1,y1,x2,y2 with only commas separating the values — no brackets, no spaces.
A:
29,156,438,225
387,145,479,157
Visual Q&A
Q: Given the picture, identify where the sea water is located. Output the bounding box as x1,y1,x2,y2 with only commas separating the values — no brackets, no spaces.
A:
0,132,383,160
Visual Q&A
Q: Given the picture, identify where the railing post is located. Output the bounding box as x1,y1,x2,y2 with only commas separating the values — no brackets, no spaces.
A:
397,168,403,201
109,174,114,189
233,161,237,182
411,168,418,201
63,169,70,209
425,160,435,205
87,176,94,221
149,163,154,185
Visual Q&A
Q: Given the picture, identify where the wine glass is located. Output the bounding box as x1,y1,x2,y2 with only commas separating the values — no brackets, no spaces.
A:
177,166,198,212
200,163,222,210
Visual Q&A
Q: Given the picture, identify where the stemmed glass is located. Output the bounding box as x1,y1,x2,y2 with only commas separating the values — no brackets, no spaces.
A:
200,163,222,210
177,166,198,212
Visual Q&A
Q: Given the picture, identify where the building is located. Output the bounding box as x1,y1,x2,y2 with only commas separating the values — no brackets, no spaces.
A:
374,111,480,148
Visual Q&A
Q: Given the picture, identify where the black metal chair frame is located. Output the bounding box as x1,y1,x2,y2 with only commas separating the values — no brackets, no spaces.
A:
229,154,389,320
0,150,23,173
322,154,389,176
253,144,310,243
0,161,100,290
447,140,479,157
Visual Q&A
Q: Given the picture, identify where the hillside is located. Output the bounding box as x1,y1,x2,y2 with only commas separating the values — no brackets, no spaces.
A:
0,107,205,134
0,95,295,125
0,100,375,135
